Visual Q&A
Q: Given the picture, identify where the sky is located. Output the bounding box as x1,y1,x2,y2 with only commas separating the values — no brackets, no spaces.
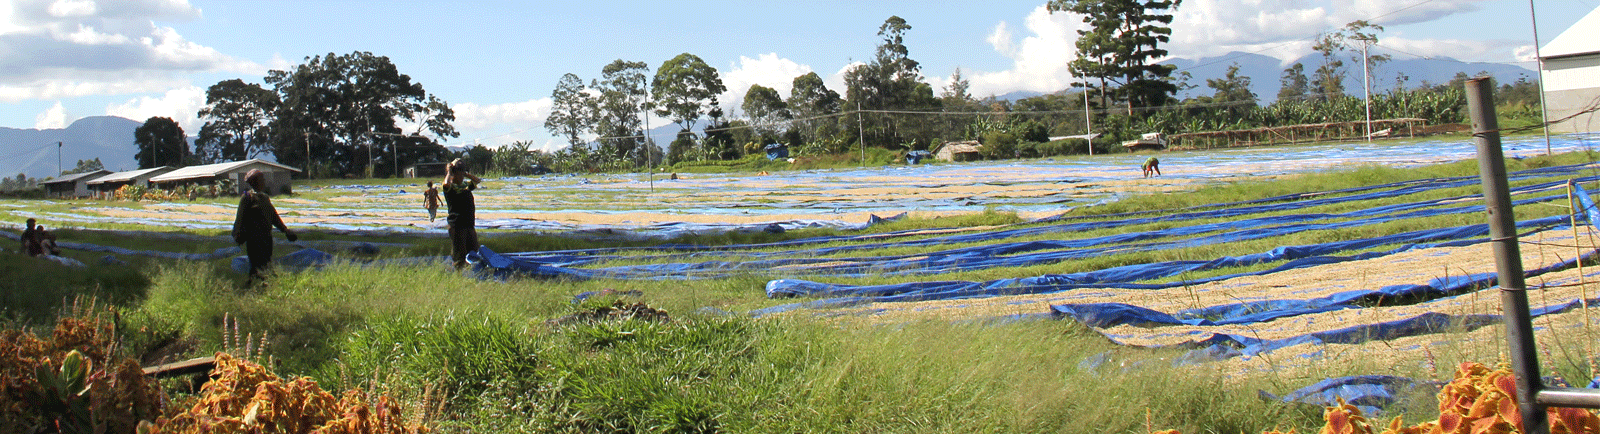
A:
1,0,1596,152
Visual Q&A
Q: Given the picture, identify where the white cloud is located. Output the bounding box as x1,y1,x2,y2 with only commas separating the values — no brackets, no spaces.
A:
48,0,97,18
948,0,1505,100
0,0,251,102
1166,0,1491,62
34,101,68,129
104,85,205,132
719,53,813,114
453,99,552,130
962,5,1087,97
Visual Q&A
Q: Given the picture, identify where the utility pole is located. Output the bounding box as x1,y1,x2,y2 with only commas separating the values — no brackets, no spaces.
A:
1083,85,1094,156
857,102,865,168
1529,0,1553,155
1360,36,1373,142
57,142,62,175
303,131,312,179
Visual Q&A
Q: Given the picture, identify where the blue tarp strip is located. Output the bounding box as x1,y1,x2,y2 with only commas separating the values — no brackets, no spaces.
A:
491,179,1593,281
748,212,1573,316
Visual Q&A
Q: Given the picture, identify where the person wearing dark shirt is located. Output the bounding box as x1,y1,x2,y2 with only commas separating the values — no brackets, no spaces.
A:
442,159,482,269
20,218,38,256
232,169,297,284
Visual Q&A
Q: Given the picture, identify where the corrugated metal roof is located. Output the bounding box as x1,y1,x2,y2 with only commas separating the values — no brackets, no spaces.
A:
40,170,110,185
87,166,174,184
1541,5,1600,59
148,159,300,183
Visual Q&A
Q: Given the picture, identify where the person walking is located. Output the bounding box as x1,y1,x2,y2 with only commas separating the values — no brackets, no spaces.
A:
442,159,482,269
1142,156,1161,178
423,181,441,222
232,169,297,285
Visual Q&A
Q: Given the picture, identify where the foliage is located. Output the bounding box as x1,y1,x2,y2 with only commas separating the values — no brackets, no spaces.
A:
0,173,42,194
1154,362,1600,434
651,53,727,133
1049,0,1183,110
742,84,789,142
259,51,457,178
591,59,651,165
544,73,592,149
787,71,844,146
196,79,280,164
0,304,164,434
147,353,428,434
490,141,542,177
1279,63,1311,102
844,16,940,148
134,117,191,169
61,159,104,176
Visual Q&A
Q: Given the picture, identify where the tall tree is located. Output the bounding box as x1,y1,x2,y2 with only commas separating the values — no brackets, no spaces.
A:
941,68,973,106
651,53,727,134
1340,20,1390,99
544,73,592,149
133,117,189,169
590,59,650,164
1205,63,1256,105
262,51,456,178
1311,32,1347,100
788,72,842,144
844,16,938,146
742,84,789,141
1048,0,1183,113
196,79,280,164
1277,63,1310,102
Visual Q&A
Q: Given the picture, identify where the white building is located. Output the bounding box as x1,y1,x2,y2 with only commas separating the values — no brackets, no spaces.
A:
1540,5,1600,133
148,159,301,195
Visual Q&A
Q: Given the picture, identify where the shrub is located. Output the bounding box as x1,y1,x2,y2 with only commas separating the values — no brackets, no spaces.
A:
0,304,164,434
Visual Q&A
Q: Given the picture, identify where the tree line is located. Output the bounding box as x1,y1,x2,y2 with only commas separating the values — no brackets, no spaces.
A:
118,0,1537,180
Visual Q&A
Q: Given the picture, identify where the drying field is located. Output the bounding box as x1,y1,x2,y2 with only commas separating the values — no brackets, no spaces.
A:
8,135,1600,431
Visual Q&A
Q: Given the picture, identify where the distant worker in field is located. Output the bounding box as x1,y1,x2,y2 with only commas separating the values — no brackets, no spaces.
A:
233,169,297,285
442,159,482,269
1142,156,1161,178
423,181,441,222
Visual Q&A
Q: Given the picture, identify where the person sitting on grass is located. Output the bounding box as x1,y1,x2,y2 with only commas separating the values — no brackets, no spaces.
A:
20,218,38,256
232,169,297,285
34,225,60,256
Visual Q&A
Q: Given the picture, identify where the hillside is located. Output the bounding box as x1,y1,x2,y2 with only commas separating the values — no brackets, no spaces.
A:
0,116,142,179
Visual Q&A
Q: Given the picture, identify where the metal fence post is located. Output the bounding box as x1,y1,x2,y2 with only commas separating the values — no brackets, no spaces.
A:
1468,76,1548,433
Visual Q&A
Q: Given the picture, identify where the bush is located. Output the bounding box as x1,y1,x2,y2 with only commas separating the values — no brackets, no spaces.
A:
979,131,1018,160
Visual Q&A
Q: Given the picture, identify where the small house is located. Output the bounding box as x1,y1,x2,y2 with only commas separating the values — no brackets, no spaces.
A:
40,170,110,198
86,166,176,194
405,162,448,178
149,159,301,195
935,141,983,162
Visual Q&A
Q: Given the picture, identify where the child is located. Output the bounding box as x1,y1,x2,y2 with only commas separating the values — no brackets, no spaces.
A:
423,181,441,222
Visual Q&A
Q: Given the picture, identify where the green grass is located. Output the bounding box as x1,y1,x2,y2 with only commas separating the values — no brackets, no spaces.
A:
9,150,1600,432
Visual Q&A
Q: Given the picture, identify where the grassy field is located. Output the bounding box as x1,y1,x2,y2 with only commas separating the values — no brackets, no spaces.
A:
5,148,1600,432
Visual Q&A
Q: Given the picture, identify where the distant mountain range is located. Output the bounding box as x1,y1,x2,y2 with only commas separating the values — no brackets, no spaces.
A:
0,54,1537,179
1159,51,1536,103
1,116,143,180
